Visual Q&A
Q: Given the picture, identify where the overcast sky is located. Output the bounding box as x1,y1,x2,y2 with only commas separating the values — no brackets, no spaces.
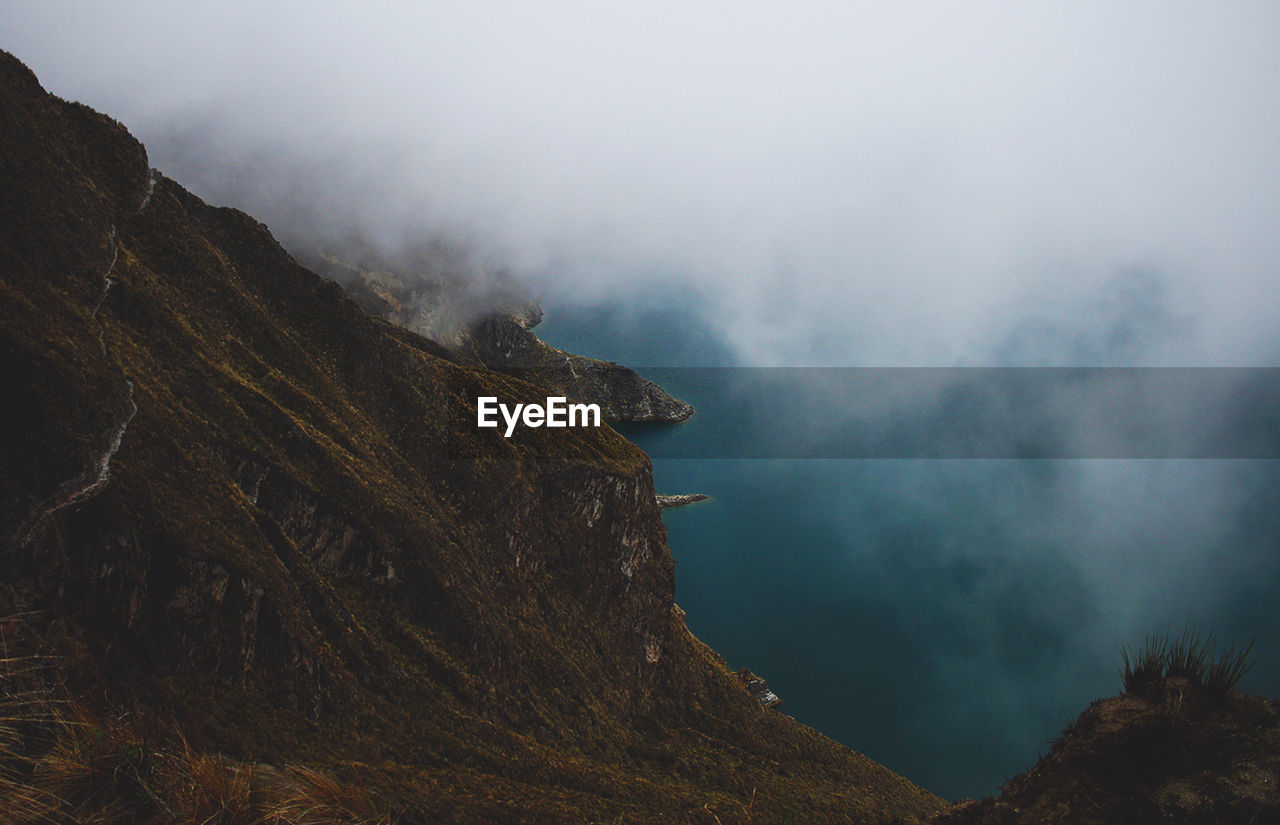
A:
5,1,1279,365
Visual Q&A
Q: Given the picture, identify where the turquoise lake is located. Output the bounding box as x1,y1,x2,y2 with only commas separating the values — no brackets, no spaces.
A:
535,294,1279,800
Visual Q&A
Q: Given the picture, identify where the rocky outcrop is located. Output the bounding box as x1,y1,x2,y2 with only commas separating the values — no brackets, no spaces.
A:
736,668,783,709
656,493,709,509
0,49,941,825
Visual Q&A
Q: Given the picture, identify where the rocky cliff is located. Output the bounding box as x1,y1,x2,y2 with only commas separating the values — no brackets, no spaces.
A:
0,49,940,824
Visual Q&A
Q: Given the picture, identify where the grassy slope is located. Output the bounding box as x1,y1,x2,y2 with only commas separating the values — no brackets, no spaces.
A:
0,49,944,824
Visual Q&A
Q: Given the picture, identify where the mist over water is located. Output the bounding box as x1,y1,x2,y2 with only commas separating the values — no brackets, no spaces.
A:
540,298,1280,798
5,0,1280,800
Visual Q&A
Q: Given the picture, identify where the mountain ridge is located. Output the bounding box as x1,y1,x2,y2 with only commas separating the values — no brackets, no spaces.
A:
0,47,943,824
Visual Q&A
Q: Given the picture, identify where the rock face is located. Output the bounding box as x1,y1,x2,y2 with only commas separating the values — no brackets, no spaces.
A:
736,669,783,709
933,678,1280,825
0,50,942,824
324,254,695,423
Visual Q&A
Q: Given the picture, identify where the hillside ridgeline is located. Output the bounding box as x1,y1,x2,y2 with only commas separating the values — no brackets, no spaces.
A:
0,49,940,824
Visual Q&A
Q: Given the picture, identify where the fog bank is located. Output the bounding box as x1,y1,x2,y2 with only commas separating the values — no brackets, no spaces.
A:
5,1,1279,365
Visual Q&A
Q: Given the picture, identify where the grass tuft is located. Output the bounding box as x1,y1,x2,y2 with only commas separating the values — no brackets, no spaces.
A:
1120,633,1169,694
1205,637,1257,696
1120,625,1257,698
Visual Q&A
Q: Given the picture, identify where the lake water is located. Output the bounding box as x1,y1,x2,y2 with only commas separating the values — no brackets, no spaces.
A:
536,294,1279,800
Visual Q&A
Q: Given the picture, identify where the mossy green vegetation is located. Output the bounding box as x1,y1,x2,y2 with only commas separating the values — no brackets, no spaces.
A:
0,49,943,824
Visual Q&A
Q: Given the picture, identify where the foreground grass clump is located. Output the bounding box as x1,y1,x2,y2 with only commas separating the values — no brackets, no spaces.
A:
1,643,393,825
1120,626,1256,697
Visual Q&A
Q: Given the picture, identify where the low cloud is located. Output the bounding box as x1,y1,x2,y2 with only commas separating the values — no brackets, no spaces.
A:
5,0,1279,365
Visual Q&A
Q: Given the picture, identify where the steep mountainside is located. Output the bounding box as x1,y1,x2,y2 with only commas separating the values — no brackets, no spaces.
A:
0,50,942,823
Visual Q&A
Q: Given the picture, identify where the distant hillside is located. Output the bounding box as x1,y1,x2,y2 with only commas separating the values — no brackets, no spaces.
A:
0,48,943,824
323,253,695,423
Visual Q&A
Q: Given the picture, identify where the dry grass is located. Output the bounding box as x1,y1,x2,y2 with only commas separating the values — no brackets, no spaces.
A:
1120,626,1257,698
0,630,396,825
